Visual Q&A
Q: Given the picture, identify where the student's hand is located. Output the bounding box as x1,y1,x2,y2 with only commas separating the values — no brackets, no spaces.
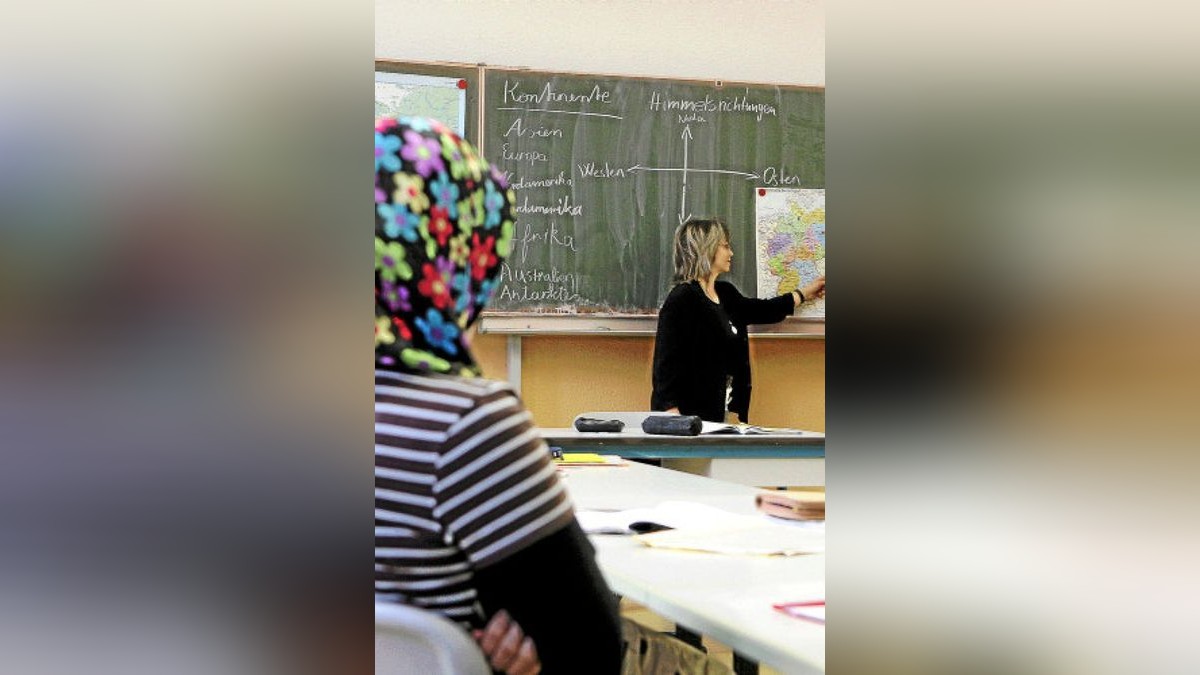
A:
473,610,541,675
798,276,825,302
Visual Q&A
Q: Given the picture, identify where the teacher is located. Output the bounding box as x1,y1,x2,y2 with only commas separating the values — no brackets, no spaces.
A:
650,217,825,423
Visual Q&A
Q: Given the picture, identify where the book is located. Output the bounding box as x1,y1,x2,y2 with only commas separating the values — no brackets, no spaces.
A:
699,421,806,435
574,501,753,535
635,522,825,556
554,452,626,466
756,490,825,521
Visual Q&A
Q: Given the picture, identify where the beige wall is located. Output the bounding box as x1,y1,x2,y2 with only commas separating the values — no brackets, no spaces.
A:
376,0,824,86
382,0,826,431
475,333,824,431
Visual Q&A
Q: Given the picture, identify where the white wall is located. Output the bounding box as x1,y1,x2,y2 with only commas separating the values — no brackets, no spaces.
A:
375,0,824,86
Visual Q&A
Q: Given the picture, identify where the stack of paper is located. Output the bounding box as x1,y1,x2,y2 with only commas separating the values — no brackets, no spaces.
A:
575,501,755,535
635,522,825,556
577,501,825,555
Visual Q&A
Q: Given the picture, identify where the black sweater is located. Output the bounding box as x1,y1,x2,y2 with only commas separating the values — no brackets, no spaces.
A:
475,521,622,674
650,280,796,423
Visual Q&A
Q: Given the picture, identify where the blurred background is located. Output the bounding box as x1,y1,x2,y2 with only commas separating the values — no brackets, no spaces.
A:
829,1,1200,673
0,2,372,673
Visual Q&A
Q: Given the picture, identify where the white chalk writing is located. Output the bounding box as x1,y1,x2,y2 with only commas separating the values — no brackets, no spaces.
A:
576,162,628,179
501,143,548,165
647,90,777,122
497,263,583,304
761,166,803,187
505,171,574,191
515,221,580,264
512,193,583,217
503,118,564,139
502,80,614,106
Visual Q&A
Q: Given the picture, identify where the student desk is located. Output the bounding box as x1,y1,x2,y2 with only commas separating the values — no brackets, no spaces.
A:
539,427,826,487
560,461,825,674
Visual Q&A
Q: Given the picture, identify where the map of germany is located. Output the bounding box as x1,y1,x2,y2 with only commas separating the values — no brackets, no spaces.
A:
755,188,825,319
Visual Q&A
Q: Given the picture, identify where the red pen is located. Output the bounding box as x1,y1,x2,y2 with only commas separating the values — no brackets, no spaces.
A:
773,601,825,624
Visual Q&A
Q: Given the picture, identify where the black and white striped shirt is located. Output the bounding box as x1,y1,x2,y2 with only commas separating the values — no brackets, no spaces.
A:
374,369,574,627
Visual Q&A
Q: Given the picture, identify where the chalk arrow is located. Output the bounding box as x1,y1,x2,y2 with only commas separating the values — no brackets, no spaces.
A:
680,125,693,221
626,167,758,179
681,125,693,181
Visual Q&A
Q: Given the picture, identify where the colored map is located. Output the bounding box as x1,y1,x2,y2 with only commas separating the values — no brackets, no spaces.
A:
375,73,466,136
755,188,825,319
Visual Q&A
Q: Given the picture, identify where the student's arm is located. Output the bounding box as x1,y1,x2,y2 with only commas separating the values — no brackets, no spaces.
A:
474,521,622,675
436,384,619,674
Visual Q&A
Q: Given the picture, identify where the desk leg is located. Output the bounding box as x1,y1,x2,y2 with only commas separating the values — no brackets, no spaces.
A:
733,652,759,675
505,335,522,395
661,457,712,477
676,625,757,673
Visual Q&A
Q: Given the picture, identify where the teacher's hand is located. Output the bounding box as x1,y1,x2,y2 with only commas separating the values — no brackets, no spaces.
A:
798,276,825,302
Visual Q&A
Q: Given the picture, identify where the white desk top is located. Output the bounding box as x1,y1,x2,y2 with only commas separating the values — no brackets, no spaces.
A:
560,462,825,674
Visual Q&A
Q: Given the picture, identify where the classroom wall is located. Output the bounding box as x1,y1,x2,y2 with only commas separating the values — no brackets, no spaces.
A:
471,333,824,430
379,0,825,431
375,1,824,87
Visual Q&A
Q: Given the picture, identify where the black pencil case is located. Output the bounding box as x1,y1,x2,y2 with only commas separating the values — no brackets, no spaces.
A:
574,417,625,433
641,415,702,436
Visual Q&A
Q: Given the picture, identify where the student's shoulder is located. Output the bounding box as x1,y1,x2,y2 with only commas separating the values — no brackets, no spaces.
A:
375,369,519,409
429,374,518,403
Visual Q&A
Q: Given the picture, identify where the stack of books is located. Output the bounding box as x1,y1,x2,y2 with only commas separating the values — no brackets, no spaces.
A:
755,490,825,521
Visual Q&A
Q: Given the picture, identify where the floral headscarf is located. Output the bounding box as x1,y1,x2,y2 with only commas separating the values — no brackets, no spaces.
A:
375,117,515,376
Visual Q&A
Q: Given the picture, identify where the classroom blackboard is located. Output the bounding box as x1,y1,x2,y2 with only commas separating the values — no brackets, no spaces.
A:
480,67,824,319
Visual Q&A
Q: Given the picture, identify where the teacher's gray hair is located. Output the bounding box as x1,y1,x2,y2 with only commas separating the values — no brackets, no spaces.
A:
673,218,731,282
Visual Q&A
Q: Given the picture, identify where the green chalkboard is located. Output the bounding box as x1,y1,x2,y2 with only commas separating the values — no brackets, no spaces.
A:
481,67,824,316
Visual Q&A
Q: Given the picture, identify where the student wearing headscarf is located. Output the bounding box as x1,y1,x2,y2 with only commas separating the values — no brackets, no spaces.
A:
651,217,825,423
374,117,621,674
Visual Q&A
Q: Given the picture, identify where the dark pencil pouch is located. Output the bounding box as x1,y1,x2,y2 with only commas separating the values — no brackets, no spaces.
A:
574,417,625,433
641,415,702,436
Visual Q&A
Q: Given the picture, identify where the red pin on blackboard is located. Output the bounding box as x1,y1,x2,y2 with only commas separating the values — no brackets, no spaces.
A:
757,188,767,197
456,79,468,90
